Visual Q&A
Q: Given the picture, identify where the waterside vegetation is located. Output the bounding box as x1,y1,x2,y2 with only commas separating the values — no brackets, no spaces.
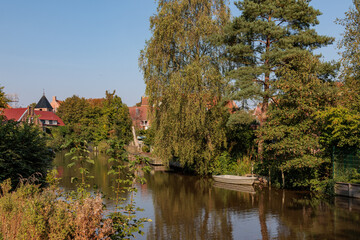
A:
2,1,360,238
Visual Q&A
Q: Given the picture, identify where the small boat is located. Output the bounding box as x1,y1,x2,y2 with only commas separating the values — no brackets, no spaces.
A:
213,182,256,194
213,175,258,185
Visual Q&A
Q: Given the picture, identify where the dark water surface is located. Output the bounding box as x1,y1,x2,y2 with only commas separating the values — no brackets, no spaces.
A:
54,152,360,240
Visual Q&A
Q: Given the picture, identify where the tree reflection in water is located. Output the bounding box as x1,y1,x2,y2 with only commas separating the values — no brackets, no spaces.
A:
54,153,360,240
144,171,360,240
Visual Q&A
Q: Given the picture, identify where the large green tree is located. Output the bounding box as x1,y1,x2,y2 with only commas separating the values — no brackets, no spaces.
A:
0,120,54,186
100,90,132,143
260,54,338,189
222,0,334,125
337,0,360,109
56,92,132,145
140,0,230,175
57,95,90,125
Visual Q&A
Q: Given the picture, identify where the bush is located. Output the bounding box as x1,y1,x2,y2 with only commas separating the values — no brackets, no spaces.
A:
0,120,54,186
0,178,114,240
212,152,252,176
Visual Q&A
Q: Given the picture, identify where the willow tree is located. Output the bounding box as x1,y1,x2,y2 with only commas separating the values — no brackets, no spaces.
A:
222,0,334,125
139,0,230,175
337,0,360,109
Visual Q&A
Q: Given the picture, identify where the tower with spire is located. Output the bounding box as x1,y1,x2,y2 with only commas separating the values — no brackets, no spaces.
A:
34,92,53,112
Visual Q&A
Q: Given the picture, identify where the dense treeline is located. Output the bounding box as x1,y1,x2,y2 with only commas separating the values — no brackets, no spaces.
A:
1,1,360,193
51,90,132,150
140,0,360,190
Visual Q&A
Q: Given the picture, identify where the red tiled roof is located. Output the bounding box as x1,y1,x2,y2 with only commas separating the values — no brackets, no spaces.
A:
34,110,65,126
1,108,27,121
1,108,65,126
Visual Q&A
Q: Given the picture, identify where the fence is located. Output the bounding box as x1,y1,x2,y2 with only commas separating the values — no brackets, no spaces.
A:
332,147,360,183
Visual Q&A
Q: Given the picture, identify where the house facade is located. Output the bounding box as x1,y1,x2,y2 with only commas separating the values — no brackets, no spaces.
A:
50,96,63,112
128,96,150,130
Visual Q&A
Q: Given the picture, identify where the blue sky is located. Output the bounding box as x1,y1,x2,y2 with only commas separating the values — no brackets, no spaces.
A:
0,0,354,107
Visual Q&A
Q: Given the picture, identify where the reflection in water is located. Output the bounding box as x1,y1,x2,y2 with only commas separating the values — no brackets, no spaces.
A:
54,152,360,240
53,151,129,202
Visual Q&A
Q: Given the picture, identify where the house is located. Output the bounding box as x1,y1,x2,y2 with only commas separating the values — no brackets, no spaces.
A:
1,107,65,127
128,96,150,130
50,96,63,112
1,94,65,127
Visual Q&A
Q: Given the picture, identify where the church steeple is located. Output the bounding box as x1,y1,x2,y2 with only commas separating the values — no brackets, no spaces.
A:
35,94,53,112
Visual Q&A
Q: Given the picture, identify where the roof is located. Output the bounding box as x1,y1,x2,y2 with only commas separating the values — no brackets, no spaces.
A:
35,95,53,110
34,110,65,126
1,108,27,121
1,108,65,126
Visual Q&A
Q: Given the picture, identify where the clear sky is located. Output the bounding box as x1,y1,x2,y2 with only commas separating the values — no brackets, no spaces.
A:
0,0,354,107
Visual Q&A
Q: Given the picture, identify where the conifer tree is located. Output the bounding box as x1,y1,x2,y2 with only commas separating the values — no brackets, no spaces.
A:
260,54,337,188
139,0,230,175
222,0,334,125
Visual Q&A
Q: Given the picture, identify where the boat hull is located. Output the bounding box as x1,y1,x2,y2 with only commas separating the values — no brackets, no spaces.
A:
213,175,257,185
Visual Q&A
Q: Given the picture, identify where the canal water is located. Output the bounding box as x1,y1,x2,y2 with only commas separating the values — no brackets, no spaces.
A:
54,151,360,240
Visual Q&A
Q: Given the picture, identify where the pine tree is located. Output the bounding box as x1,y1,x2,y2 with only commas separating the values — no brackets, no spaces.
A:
139,0,230,175
260,54,337,189
222,0,334,125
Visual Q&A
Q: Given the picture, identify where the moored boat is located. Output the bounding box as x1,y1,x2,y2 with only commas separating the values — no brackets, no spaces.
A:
213,181,256,194
213,175,258,185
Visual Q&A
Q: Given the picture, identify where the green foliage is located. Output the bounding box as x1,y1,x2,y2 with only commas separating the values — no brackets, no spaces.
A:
56,91,132,147
140,0,230,175
57,95,89,125
65,139,94,191
226,110,257,159
316,106,360,151
212,151,253,176
335,167,360,184
0,85,9,109
0,120,54,186
260,54,336,189
101,91,133,144
223,0,334,115
46,126,70,150
337,0,360,110
141,145,150,153
106,140,151,239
